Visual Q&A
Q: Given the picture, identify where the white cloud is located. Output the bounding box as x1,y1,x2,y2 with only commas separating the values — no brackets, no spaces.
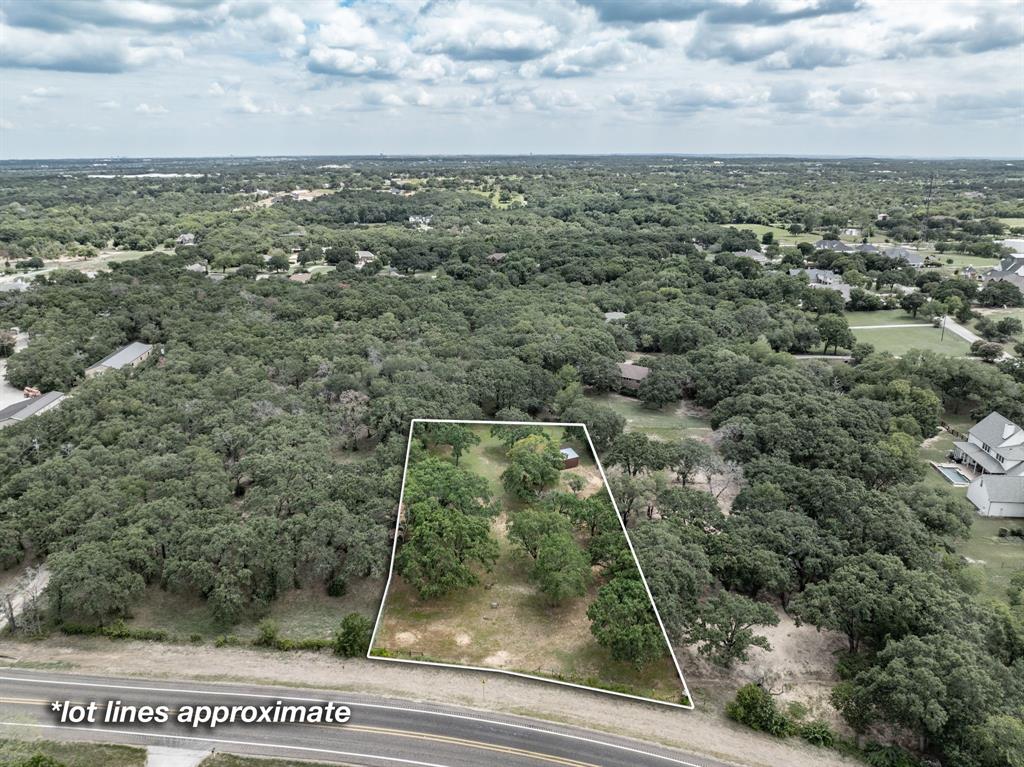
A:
135,103,169,114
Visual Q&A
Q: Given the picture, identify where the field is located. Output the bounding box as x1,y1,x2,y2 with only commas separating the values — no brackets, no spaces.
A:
371,423,685,704
958,517,1024,602
998,217,1024,229
584,391,712,442
846,311,972,356
845,309,925,327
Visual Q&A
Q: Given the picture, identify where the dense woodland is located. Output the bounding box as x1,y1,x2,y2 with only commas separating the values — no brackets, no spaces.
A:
1,157,1023,766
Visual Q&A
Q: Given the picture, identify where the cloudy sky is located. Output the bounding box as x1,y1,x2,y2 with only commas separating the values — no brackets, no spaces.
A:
1,0,1022,159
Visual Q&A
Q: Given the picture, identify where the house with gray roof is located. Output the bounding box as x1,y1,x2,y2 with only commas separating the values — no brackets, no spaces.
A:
733,249,770,264
603,311,627,322
883,246,924,268
814,240,853,253
982,255,1024,291
85,341,153,378
354,250,377,270
0,391,65,429
953,412,1024,517
617,362,650,392
855,243,879,254
789,268,852,301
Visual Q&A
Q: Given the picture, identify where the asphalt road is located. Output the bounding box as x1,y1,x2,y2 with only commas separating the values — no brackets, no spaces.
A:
0,670,735,767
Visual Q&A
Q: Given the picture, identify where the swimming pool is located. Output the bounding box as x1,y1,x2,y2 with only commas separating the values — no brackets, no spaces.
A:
936,465,971,486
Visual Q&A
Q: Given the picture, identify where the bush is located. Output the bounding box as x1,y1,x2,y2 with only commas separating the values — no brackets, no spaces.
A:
333,612,374,657
725,683,795,737
799,720,835,748
254,619,280,647
214,634,241,647
863,743,922,767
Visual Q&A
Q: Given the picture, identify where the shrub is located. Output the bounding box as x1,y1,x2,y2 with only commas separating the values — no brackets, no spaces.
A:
333,612,374,657
725,683,795,737
189,633,203,644
863,743,922,767
254,619,280,647
799,720,835,748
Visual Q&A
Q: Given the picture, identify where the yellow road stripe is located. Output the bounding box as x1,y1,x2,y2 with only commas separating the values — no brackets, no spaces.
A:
0,698,599,767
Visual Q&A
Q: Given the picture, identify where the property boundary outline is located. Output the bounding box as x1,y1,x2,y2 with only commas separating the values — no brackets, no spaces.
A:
367,417,696,711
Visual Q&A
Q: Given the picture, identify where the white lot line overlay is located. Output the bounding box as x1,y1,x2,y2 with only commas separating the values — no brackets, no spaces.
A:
368,418,696,711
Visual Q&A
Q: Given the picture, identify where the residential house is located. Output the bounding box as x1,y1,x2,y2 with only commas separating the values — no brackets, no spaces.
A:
617,362,650,392
842,227,862,237
967,476,1024,518
814,240,853,253
603,311,627,322
85,341,153,378
855,243,879,254
486,252,507,263
354,251,377,270
175,233,196,246
733,249,769,264
876,213,889,222
953,412,1024,518
0,391,65,429
560,447,580,470
883,246,924,268
0,280,29,293
288,272,312,284
789,268,852,300
183,262,206,273
982,255,1024,291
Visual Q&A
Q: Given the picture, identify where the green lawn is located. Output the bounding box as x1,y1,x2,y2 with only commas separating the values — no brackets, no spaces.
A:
845,310,926,327
958,517,1024,602
584,392,711,442
851,325,971,356
729,223,802,246
0,739,144,767
998,217,1024,229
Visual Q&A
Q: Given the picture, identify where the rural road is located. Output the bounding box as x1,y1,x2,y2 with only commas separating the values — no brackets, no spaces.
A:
0,670,733,767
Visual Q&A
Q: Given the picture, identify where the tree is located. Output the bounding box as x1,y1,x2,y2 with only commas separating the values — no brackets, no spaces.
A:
333,612,373,657
978,280,1023,307
508,508,572,559
47,543,145,625
266,251,290,272
396,499,499,600
817,315,854,355
966,714,1024,767
501,434,563,499
688,591,778,668
404,457,492,517
973,341,1004,363
605,432,670,477
637,371,678,409
725,683,795,737
422,423,479,465
671,438,715,486
587,577,666,666
532,532,590,605
900,292,928,318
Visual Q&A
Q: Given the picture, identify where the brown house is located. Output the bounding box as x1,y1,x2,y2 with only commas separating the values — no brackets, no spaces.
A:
617,362,650,392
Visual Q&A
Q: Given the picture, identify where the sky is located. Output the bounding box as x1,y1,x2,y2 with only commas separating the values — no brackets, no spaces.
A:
1,0,1022,159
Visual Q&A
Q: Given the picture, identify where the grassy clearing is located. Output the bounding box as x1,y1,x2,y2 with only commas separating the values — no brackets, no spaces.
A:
583,392,711,442
998,217,1024,228
958,517,1024,603
728,223,802,246
373,425,684,704
844,309,926,327
851,325,971,356
124,579,382,642
0,739,144,767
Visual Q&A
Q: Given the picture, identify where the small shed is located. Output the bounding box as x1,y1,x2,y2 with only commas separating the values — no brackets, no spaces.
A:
560,447,580,470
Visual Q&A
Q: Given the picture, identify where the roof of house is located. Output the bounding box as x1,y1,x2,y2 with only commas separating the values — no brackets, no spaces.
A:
603,311,627,321
617,362,650,381
974,475,1024,504
91,341,153,370
355,250,376,260
954,440,1005,474
970,412,1023,450
733,249,767,261
0,391,65,422
560,447,579,460
289,272,312,283
814,240,852,252
487,252,507,262
884,246,923,266
855,243,879,253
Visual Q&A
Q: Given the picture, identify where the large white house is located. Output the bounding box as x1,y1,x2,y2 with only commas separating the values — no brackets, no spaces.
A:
953,412,1024,517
